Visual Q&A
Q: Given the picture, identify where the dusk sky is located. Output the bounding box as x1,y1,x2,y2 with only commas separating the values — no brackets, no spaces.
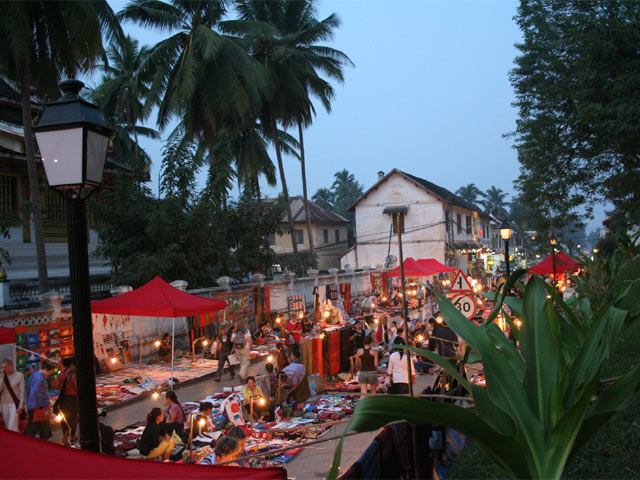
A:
103,0,605,228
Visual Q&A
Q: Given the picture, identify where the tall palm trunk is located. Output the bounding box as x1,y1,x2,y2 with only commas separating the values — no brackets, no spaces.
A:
21,64,49,294
298,121,316,270
271,114,302,275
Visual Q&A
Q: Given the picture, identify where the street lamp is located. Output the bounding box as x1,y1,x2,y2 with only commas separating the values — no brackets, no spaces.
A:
33,80,112,452
550,236,557,289
500,223,513,278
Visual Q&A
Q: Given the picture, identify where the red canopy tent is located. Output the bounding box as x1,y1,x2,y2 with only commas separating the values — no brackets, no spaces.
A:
92,276,226,317
529,252,581,275
416,258,456,275
91,276,227,383
0,429,286,479
0,326,15,345
386,258,433,277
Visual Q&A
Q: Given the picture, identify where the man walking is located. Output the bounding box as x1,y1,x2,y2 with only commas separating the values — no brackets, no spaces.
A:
214,326,235,382
0,358,25,432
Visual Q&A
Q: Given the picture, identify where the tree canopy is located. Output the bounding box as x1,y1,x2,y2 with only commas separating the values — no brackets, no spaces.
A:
510,0,640,232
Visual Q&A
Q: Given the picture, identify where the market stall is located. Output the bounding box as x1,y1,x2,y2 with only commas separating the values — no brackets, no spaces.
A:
92,276,227,387
529,252,580,275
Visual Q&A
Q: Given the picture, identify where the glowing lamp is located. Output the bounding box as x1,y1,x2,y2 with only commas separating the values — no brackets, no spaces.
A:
500,227,513,240
323,311,330,319
154,340,161,348
267,355,274,363
371,303,376,309
382,297,387,301
275,317,282,324
436,316,443,324
298,312,304,319
550,237,557,246
515,319,522,327
152,392,159,400
55,414,63,422
110,357,117,364
198,418,206,427
258,397,266,406
203,340,208,347
417,335,424,342
320,333,326,339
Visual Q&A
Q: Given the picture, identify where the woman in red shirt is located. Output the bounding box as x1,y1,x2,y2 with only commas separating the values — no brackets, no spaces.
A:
284,314,302,355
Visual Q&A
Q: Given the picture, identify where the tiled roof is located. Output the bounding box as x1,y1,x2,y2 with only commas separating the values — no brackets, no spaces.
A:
276,196,350,224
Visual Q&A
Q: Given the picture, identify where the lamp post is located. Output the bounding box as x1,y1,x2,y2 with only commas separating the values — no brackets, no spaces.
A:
500,223,513,278
34,80,112,452
550,236,557,289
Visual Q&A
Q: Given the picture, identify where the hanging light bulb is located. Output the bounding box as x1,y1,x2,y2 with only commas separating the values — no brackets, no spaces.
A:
55,414,63,422
199,418,206,427
154,340,161,348
152,392,159,400
258,397,266,406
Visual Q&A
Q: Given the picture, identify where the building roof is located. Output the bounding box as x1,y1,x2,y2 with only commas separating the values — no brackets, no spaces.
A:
348,168,491,219
274,196,350,224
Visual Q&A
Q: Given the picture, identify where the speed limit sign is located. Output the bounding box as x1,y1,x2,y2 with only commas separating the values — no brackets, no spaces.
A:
451,294,477,319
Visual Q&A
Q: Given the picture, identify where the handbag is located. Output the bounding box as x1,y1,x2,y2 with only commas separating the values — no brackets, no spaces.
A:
32,406,51,423
228,353,240,366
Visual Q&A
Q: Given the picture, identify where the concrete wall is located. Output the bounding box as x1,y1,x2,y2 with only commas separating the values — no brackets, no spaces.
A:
272,221,349,270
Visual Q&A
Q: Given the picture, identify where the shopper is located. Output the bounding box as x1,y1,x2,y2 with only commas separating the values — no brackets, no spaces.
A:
265,363,278,400
232,324,252,382
349,321,366,354
0,358,25,432
163,390,186,434
284,314,302,356
355,335,378,397
387,337,415,394
25,360,55,439
276,343,289,371
214,326,235,382
56,357,78,446
139,407,174,461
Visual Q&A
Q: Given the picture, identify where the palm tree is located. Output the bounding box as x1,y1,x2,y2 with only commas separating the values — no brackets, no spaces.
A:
91,35,157,170
312,187,335,210
0,1,123,294
119,0,262,150
274,0,352,270
456,183,483,206
480,186,511,217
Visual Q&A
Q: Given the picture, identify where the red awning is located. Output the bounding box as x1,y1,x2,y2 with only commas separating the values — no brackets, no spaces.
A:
0,429,286,479
387,258,434,277
0,327,15,345
416,259,456,275
91,276,226,317
529,252,581,275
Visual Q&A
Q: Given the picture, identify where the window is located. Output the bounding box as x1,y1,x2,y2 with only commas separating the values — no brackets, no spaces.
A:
465,215,472,234
294,229,304,244
324,229,329,244
456,213,462,234
335,229,340,243
392,213,405,234
0,176,17,215
267,233,275,246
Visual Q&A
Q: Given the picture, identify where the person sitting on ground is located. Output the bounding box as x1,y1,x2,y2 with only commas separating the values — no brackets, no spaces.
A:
163,390,186,434
355,335,379,397
158,333,172,362
412,320,426,337
193,401,214,436
265,363,278,400
242,376,269,422
198,435,240,466
139,407,174,461
228,426,249,467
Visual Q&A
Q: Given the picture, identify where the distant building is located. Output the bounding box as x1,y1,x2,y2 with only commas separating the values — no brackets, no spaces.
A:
268,196,350,271
340,169,494,274
0,76,129,280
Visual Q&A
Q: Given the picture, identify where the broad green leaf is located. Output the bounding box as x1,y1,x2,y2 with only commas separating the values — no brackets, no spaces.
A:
327,395,530,480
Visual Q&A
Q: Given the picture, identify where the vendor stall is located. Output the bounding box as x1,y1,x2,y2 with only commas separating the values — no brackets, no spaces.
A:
92,277,226,388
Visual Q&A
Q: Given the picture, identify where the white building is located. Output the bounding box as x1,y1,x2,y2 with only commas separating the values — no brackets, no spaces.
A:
340,169,493,274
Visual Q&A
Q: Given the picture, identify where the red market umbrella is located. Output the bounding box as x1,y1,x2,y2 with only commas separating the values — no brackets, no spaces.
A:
386,258,433,277
0,429,286,479
92,276,226,317
416,258,456,275
529,252,580,275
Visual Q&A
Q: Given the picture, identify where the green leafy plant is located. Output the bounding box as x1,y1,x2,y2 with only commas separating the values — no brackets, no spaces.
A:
328,271,640,479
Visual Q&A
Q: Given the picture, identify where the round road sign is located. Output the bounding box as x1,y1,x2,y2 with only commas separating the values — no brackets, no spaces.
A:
451,294,477,320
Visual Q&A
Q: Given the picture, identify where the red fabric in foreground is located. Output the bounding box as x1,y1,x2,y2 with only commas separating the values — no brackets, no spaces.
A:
0,429,286,479
91,276,226,317
0,326,15,344
416,258,456,274
529,252,580,275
